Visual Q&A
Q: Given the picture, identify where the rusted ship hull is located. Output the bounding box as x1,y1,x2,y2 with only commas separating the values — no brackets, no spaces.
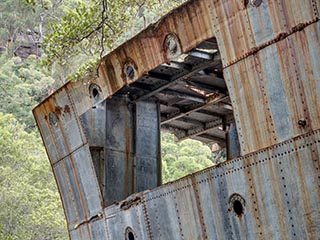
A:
33,0,320,239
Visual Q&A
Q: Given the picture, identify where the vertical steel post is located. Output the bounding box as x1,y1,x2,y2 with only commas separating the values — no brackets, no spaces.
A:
81,95,161,206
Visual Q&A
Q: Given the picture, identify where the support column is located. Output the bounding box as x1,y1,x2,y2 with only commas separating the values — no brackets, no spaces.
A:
80,103,106,200
104,95,161,206
135,98,162,192
81,95,161,206
105,95,135,206
226,122,240,160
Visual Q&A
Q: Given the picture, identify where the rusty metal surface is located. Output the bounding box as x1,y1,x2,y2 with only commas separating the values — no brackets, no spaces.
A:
105,194,150,239
106,130,320,239
33,88,104,235
33,0,320,239
52,145,103,230
34,0,320,152
225,20,320,155
135,99,162,192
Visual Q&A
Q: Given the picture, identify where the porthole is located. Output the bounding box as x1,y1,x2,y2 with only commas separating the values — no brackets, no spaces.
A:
244,0,262,8
250,0,262,7
125,227,136,240
89,83,101,103
92,88,99,98
233,199,244,215
163,33,181,60
123,60,138,82
128,231,135,240
126,65,135,79
228,193,246,217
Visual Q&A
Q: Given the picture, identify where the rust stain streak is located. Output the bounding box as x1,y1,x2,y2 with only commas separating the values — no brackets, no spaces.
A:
191,175,208,239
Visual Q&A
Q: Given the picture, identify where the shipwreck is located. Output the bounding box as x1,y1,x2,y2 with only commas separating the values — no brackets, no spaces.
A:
33,0,320,239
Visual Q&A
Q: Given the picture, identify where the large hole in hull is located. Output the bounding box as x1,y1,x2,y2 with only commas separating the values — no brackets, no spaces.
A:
80,37,239,206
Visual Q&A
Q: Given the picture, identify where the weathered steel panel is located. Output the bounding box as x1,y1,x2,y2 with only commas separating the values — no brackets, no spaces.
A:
72,146,103,219
53,146,103,231
105,96,134,153
105,198,149,240
104,95,134,206
225,21,320,154
80,103,106,147
50,89,85,159
102,130,319,239
172,178,205,239
146,178,205,239
144,186,183,239
79,102,106,200
136,100,161,192
260,44,293,141
105,150,134,205
215,7,256,65
54,160,80,227
33,106,60,163
69,220,109,240
227,123,241,159
246,0,317,47
89,219,108,240
70,224,90,240
294,22,320,131
195,159,257,239
65,76,110,116
34,88,85,164
136,155,160,192
247,2,275,46
215,0,318,67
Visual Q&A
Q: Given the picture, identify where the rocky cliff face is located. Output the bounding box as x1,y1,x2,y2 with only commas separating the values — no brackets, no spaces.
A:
1,30,41,59
13,31,42,59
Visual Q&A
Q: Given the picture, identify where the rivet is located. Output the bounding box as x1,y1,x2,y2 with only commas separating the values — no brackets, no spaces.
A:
298,119,307,127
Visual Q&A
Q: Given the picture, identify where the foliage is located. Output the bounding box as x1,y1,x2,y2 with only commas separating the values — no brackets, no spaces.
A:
41,0,185,80
0,113,67,240
0,0,45,54
161,132,214,183
0,55,55,130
